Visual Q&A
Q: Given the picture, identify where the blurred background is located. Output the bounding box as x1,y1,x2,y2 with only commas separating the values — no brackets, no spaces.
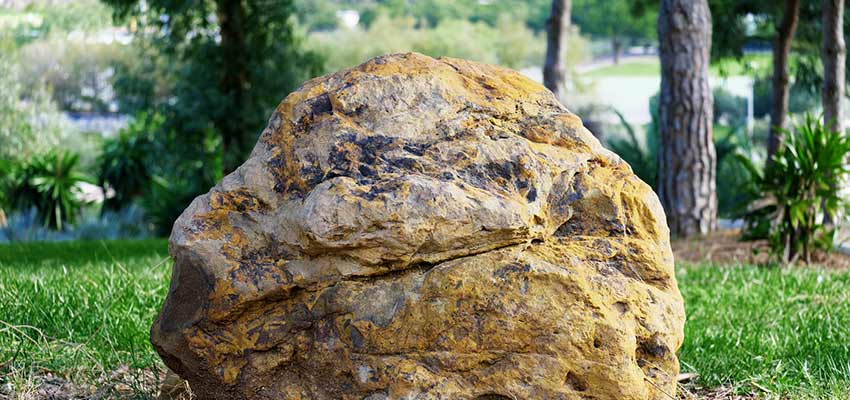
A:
0,0,832,242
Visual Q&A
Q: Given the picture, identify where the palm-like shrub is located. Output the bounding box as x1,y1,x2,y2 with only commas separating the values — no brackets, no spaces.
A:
9,150,92,230
606,100,760,218
740,115,850,264
607,109,658,188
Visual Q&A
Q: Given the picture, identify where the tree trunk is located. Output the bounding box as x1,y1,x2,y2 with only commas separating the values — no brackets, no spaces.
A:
612,37,622,64
216,0,250,174
767,0,801,161
822,0,846,133
823,0,846,225
657,0,717,237
543,0,571,105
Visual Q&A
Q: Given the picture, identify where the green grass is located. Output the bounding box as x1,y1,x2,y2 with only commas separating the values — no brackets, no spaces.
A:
584,59,661,77
0,240,170,379
583,53,772,78
2,240,850,398
679,263,850,398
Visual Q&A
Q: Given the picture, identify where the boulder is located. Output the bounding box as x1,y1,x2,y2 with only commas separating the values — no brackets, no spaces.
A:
152,53,685,400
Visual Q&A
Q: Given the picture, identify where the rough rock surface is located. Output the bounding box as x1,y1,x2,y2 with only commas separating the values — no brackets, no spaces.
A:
152,53,685,400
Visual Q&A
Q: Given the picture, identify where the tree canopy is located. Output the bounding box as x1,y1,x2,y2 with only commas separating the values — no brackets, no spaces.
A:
572,0,657,44
102,0,322,173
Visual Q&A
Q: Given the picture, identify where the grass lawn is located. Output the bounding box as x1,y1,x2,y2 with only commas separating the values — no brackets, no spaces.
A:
679,263,850,399
584,53,772,78
2,240,850,399
584,58,661,78
0,240,170,397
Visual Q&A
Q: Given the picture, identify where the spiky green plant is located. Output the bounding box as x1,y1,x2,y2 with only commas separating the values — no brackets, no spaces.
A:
740,114,850,264
9,150,92,230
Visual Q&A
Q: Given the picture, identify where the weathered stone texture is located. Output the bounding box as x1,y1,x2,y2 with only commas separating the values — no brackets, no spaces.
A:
152,52,685,400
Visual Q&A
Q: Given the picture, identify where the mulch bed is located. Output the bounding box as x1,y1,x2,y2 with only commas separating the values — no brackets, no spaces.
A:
672,229,850,270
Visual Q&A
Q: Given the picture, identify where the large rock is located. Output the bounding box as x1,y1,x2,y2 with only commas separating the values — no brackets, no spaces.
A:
152,53,685,400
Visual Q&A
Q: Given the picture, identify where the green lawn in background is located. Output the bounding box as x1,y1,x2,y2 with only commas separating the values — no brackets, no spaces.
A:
1,240,849,399
585,58,661,77
583,53,772,78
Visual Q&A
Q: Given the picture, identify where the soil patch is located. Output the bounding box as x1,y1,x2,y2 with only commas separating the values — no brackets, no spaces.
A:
672,229,850,269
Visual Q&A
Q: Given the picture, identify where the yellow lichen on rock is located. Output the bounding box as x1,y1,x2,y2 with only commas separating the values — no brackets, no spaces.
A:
152,52,685,400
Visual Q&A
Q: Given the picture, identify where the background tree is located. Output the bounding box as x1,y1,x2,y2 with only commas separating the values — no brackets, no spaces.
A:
544,0,571,104
768,0,801,160
709,0,801,162
102,0,322,174
572,0,657,64
657,0,717,237
822,0,846,132
0,58,69,162
349,0,553,32
794,1,850,103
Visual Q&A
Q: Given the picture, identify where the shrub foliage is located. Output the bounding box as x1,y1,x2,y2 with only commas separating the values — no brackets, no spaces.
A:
741,115,850,264
7,150,92,230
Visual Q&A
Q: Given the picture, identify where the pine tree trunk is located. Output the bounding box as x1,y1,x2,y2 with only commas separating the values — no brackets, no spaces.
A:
823,0,846,225
543,0,571,105
767,0,801,161
657,0,717,237
822,0,845,133
612,37,622,65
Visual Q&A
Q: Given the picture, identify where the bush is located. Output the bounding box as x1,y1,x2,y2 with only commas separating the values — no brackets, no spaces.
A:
294,0,339,31
0,55,102,170
140,175,209,237
714,124,761,216
713,87,747,127
22,0,114,37
98,111,219,235
111,42,176,115
0,58,71,161
608,92,761,218
18,36,134,113
606,110,658,188
98,112,161,211
0,0,114,47
306,13,573,74
7,150,92,230
607,94,662,190
740,115,850,264
752,75,820,119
